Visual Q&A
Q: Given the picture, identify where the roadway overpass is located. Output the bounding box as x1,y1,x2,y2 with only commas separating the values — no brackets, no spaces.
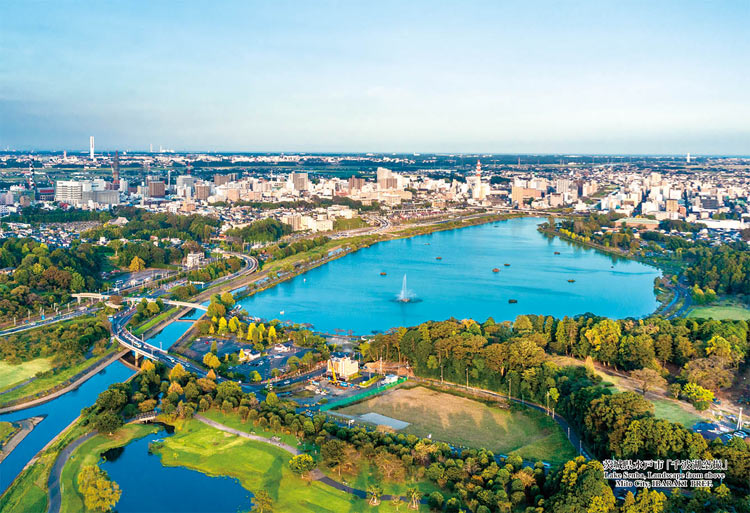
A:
73,293,208,311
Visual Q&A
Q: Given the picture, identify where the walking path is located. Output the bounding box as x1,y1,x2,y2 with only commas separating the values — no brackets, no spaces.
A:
0,349,129,414
193,414,416,503
46,431,96,513
0,416,45,463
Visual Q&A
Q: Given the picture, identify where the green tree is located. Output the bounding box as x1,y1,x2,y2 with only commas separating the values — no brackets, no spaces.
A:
289,454,316,480
251,490,273,513
320,439,347,477
92,411,123,435
630,368,666,395
78,465,121,512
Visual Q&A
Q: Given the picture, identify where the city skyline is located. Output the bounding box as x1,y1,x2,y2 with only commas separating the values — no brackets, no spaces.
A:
1,1,749,154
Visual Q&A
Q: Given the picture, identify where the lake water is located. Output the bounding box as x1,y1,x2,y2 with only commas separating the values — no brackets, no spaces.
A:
100,431,252,513
0,361,134,495
238,217,661,334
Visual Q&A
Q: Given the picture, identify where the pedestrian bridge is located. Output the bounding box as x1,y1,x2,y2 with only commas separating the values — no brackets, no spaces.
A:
72,293,207,311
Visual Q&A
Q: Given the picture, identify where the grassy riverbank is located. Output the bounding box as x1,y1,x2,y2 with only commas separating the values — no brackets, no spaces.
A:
157,418,428,512
0,421,18,446
131,307,180,337
0,419,90,513
0,346,120,408
59,424,158,513
0,358,52,392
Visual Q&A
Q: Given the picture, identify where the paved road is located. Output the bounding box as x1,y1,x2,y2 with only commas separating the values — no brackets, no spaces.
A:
0,308,96,337
46,431,96,513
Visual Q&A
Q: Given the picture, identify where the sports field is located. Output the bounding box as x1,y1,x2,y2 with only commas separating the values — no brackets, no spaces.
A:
0,358,52,392
338,386,576,463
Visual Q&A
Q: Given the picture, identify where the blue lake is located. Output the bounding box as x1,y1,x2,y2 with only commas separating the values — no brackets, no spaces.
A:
0,361,134,495
238,217,661,334
100,431,252,513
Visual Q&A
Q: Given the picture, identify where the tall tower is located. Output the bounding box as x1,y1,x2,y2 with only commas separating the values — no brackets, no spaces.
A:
475,159,481,176
89,136,95,159
686,153,691,164
111,151,120,184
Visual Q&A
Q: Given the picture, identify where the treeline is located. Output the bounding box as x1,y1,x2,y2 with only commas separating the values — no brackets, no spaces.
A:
265,236,330,262
556,214,750,295
185,256,241,283
83,208,220,243
0,238,105,320
114,241,183,268
0,316,110,366
2,206,111,225
224,218,291,243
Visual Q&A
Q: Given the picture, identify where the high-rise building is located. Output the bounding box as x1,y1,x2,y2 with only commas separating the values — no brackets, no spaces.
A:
214,173,237,186
195,182,211,201
111,151,120,186
348,177,365,191
89,136,95,159
148,180,166,198
290,172,309,192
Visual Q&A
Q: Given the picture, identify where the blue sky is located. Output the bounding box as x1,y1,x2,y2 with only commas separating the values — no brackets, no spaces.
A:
1,1,749,154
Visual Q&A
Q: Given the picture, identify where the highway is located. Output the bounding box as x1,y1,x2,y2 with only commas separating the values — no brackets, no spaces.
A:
0,307,97,337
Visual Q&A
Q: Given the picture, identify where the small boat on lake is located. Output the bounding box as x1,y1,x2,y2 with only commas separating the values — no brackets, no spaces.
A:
436,256,442,260
568,279,576,283
503,263,510,267
508,299,518,304
554,251,561,255
492,268,500,273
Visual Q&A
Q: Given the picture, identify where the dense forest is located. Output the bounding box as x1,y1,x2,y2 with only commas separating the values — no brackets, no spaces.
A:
224,218,291,243
0,238,105,320
0,316,110,366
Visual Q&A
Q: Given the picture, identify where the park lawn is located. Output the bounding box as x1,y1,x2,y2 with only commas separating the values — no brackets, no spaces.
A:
59,424,158,513
0,358,53,392
688,304,750,321
651,398,705,428
338,386,576,464
0,347,118,406
333,217,369,230
157,419,428,513
201,409,300,448
131,307,180,336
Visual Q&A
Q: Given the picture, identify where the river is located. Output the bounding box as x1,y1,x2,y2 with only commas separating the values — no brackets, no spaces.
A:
0,361,134,495
237,217,661,334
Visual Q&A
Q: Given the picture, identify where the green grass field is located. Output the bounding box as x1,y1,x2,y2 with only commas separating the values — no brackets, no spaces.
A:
0,347,118,406
651,399,705,428
338,386,576,464
0,358,52,392
59,424,158,513
688,305,750,321
157,419,428,512
0,420,18,446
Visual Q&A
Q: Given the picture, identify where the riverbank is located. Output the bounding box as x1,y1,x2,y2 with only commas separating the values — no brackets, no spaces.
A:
0,348,128,413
